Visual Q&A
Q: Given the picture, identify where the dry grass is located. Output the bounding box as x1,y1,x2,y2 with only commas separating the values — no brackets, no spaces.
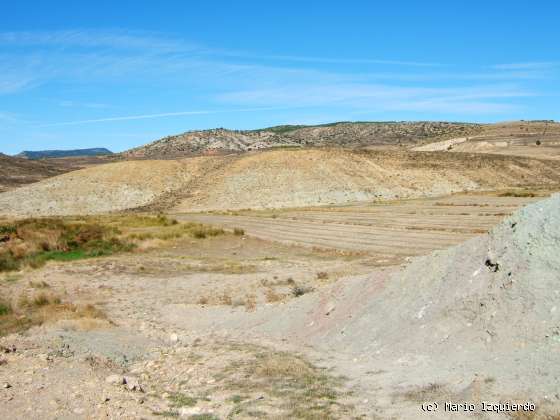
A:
221,349,353,419
0,291,109,336
401,382,447,402
0,218,134,272
244,294,256,312
498,190,537,198
264,287,284,303
0,216,228,273
316,271,329,280
194,261,257,274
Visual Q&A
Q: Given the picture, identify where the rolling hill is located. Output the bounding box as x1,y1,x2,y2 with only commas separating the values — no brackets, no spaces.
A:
1,148,560,217
17,147,113,160
0,153,67,193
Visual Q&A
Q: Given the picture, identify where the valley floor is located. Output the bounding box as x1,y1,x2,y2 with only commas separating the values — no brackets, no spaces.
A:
0,191,558,419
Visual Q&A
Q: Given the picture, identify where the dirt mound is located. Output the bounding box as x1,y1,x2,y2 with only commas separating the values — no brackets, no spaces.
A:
1,149,560,217
0,153,67,193
304,193,560,405
123,122,482,159
338,193,560,352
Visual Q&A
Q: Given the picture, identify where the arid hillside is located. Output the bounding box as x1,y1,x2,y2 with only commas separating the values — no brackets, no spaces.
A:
414,120,560,159
0,153,67,193
122,122,482,159
1,148,560,217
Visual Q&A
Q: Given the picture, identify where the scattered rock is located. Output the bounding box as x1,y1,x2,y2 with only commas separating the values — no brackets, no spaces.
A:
179,406,204,417
105,374,125,385
3,382,11,389
169,333,179,343
124,376,143,392
484,258,500,272
1,345,16,353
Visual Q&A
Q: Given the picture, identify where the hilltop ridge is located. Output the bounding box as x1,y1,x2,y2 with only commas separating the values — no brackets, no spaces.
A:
17,147,113,160
122,121,482,158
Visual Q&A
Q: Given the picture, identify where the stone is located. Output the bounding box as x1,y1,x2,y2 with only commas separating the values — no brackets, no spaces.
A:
179,406,203,417
105,374,124,385
124,376,143,392
169,333,179,343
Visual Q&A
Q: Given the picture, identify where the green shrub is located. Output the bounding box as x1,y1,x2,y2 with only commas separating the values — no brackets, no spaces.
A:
0,300,12,316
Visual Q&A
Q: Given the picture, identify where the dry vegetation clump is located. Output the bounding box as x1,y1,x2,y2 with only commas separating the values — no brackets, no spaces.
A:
221,350,353,418
291,284,314,298
126,220,224,241
0,291,109,336
0,215,227,272
264,287,284,303
316,271,329,280
244,294,257,311
498,190,537,198
233,227,245,236
0,218,134,272
400,382,447,403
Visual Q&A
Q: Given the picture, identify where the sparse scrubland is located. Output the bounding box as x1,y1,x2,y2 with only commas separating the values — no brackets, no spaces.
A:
0,215,229,273
1,122,560,418
0,290,109,337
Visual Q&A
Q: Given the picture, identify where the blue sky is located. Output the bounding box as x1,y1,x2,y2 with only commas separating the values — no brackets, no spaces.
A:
1,1,559,154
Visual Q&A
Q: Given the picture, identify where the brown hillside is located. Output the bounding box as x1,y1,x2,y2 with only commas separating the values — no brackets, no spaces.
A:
0,153,67,192
1,148,559,217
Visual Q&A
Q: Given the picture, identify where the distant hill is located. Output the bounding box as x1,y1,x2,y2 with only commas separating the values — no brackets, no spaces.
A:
0,153,67,192
122,122,482,159
3,148,560,217
17,148,113,160
122,120,560,160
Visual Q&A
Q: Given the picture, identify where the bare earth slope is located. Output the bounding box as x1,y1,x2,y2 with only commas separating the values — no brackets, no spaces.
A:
0,153,67,193
123,122,482,159
0,157,226,217
2,149,560,217
171,149,560,212
413,120,560,159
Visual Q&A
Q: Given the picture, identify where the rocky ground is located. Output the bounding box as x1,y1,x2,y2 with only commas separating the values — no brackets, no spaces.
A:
1,193,559,419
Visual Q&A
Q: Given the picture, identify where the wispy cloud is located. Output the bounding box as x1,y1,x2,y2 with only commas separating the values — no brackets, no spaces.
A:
0,29,553,120
491,61,558,70
0,30,199,52
37,106,298,127
218,52,440,67
217,83,531,114
58,100,111,109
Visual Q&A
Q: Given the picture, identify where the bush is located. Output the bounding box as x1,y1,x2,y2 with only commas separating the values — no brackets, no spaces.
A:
233,228,245,236
291,285,313,298
0,300,12,316
0,252,19,272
